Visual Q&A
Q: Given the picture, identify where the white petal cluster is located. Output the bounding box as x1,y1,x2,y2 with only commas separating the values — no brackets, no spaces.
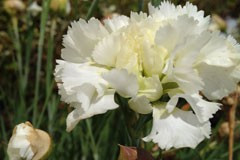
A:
55,1,240,149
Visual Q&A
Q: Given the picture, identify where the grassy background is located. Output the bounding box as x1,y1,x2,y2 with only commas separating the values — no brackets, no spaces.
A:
0,0,240,159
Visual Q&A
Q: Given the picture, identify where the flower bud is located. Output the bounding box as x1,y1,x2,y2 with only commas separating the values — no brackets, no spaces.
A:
209,14,226,31
7,121,51,160
50,0,71,15
3,0,25,15
218,122,229,137
27,2,42,16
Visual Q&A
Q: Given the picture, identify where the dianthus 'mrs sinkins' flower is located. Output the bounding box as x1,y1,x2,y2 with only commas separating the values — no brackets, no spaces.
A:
55,2,240,149
7,122,51,160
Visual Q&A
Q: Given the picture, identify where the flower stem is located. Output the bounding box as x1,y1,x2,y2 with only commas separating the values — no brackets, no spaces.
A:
115,93,151,147
36,18,56,128
86,0,99,20
86,119,99,160
115,94,137,145
138,0,144,12
32,0,50,125
151,0,161,7
228,86,239,160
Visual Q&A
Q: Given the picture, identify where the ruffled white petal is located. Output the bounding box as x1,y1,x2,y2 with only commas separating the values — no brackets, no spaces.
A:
157,17,239,97
66,90,118,132
180,2,210,29
130,11,148,22
148,1,176,19
92,34,121,67
225,35,240,81
158,19,210,94
196,31,235,67
128,95,152,114
102,69,139,98
142,41,167,76
232,64,240,80
191,94,221,122
143,103,211,150
103,15,129,32
55,60,119,131
148,2,209,29
138,75,163,101
155,15,203,53
167,67,203,94
55,60,108,99
226,35,240,54
197,63,238,100
166,94,221,123
195,32,239,100
62,18,109,63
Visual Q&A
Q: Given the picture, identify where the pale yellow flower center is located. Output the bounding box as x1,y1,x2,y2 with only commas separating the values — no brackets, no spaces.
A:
114,21,169,101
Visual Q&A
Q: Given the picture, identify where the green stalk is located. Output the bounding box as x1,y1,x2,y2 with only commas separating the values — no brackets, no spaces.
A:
23,28,33,91
23,4,34,92
86,119,99,160
138,0,145,12
12,17,23,78
0,117,7,142
11,17,26,121
36,81,54,128
32,0,51,125
47,95,57,134
86,0,99,20
79,127,89,160
115,94,139,146
151,0,162,7
36,18,56,128
46,19,55,94
0,117,7,159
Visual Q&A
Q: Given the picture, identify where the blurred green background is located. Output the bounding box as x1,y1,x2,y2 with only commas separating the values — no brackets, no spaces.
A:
0,0,240,159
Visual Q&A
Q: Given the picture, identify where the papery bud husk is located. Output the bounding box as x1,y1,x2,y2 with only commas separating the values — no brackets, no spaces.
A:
7,121,52,160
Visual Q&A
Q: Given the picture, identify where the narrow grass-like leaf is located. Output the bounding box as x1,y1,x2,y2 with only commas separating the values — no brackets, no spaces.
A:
86,0,99,20
32,0,51,125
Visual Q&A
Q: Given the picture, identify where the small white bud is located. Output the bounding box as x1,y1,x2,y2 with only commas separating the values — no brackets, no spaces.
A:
7,121,51,160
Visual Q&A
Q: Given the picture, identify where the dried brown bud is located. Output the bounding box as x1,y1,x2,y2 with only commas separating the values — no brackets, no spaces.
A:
4,0,25,15
118,145,137,160
218,122,229,137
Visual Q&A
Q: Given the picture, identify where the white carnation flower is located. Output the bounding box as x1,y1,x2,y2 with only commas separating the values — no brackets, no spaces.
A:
55,1,240,149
